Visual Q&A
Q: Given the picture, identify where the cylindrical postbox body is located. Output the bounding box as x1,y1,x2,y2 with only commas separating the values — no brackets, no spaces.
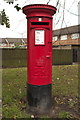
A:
22,4,56,113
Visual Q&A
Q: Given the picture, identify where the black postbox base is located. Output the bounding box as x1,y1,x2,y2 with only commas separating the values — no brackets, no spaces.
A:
27,83,52,114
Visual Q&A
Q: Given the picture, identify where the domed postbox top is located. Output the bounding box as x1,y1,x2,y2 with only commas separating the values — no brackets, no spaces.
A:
22,4,57,18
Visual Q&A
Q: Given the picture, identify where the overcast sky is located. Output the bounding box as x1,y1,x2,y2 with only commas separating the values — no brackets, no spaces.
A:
0,0,80,38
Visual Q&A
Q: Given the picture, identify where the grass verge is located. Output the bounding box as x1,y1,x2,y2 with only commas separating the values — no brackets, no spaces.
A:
2,65,79,119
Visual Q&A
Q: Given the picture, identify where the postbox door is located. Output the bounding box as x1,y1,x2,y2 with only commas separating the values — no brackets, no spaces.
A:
28,26,52,85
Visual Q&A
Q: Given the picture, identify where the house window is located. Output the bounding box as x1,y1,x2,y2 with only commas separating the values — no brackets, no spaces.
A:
2,43,6,46
0,43,2,46
72,33,79,39
53,36,58,41
61,35,67,40
10,43,15,46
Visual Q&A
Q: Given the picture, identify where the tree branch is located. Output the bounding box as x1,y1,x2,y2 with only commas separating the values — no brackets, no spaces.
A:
47,0,51,4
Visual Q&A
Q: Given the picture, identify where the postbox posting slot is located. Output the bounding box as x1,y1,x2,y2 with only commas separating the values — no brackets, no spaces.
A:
30,21,50,29
31,22,49,25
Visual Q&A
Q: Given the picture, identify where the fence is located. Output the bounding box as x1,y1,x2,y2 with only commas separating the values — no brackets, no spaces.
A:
2,48,27,68
1,48,72,68
52,49,72,65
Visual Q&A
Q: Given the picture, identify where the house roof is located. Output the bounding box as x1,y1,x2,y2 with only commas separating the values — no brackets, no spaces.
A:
1,25,80,42
0,38,2,42
53,25,80,36
2,38,27,43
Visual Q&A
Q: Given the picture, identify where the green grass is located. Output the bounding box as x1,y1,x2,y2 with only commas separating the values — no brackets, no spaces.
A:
2,68,31,118
58,111,73,119
52,65,78,97
0,69,2,98
2,65,79,118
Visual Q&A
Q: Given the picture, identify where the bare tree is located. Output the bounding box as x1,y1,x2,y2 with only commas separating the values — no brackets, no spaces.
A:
47,0,51,4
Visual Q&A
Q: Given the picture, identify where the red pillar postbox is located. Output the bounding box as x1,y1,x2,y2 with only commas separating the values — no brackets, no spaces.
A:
22,4,56,113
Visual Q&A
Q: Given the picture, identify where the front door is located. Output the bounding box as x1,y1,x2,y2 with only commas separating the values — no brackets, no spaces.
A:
73,49,77,62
